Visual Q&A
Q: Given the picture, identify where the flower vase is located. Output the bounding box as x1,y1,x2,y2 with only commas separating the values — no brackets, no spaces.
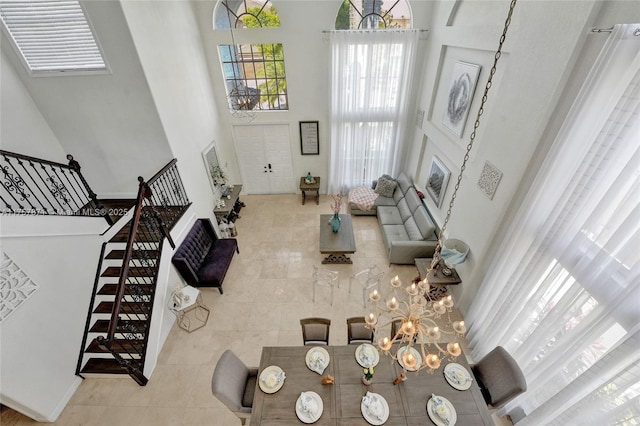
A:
362,376,372,385
331,213,341,232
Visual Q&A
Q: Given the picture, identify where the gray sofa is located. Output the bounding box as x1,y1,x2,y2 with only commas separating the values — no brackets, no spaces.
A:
350,173,440,264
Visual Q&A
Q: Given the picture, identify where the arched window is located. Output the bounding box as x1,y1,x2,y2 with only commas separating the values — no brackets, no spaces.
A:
214,1,287,111
335,0,412,30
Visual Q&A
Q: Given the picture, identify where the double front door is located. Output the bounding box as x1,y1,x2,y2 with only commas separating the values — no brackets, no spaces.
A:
233,124,295,194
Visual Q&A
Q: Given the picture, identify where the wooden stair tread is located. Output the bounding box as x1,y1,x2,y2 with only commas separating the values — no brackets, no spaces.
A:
86,338,145,353
89,319,148,333
101,266,157,278
105,249,160,260
97,284,154,296
94,301,150,315
80,358,130,375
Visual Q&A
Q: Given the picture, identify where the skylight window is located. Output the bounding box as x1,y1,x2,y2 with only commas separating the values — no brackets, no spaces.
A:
0,0,106,73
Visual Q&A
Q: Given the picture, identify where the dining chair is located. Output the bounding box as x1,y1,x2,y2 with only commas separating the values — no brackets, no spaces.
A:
471,346,527,408
349,265,384,307
346,316,374,344
312,265,339,305
300,317,331,345
211,349,259,425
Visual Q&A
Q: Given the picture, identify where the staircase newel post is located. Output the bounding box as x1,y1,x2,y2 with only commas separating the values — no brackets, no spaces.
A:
67,154,113,225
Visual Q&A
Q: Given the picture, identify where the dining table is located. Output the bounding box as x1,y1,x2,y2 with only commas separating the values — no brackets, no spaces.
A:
250,344,493,425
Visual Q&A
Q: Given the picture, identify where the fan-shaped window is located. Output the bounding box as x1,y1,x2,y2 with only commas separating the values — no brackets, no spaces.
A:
335,0,412,29
214,0,280,29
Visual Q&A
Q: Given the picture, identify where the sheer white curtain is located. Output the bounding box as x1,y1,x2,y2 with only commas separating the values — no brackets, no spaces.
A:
328,30,418,194
465,24,640,425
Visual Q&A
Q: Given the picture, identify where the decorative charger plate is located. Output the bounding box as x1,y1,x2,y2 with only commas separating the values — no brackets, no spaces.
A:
305,346,330,375
295,391,323,424
355,343,380,368
361,391,389,426
396,345,422,371
427,395,457,426
444,362,472,390
258,365,285,394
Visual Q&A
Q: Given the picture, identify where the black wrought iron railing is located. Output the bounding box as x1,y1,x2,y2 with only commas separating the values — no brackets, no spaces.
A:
0,150,112,224
97,159,190,385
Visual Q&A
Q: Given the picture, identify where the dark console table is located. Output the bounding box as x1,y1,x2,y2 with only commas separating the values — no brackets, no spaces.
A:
213,184,243,223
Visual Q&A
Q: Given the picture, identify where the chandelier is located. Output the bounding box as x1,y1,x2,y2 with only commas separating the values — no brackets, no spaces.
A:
364,274,467,374
364,0,517,376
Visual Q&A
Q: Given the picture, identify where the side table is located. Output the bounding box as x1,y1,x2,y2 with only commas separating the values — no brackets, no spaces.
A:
169,285,210,332
414,258,461,300
299,177,320,205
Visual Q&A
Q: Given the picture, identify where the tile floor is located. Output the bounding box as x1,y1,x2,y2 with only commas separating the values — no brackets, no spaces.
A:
1,194,512,425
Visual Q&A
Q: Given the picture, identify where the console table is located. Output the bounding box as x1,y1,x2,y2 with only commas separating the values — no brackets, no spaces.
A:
415,257,461,300
213,184,243,223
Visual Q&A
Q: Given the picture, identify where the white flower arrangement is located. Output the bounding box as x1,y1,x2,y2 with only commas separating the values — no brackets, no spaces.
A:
210,164,229,186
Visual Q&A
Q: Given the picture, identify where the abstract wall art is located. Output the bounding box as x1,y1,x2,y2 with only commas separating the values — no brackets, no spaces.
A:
442,61,481,138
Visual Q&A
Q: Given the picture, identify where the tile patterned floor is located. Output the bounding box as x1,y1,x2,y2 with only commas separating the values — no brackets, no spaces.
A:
1,194,512,425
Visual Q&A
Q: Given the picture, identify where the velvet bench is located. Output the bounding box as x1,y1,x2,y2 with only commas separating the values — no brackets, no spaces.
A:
172,218,238,294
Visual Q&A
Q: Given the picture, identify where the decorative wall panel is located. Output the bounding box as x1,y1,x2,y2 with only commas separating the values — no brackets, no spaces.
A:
1,252,39,322
478,161,503,200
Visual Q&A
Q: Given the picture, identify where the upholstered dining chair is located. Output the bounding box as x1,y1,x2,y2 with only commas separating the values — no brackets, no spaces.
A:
312,265,339,306
211,349,259,425
349,265,384,307
300,317,331,345
471,346,527,408
346,316,374,344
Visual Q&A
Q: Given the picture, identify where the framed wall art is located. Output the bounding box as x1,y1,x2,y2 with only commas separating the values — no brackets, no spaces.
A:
442,61,481,138
300,121,319,155
426,155,451,208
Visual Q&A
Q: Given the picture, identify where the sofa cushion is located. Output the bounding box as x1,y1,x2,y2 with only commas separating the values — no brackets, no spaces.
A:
414,207,437,240
374,195,397,207
382,224,411,243
393,186,405,204
397,198,412,222
404,217,423,241
396,173,413,195
374,177,397,198
405,187,422,213
197,239,238,287
377,206,403,225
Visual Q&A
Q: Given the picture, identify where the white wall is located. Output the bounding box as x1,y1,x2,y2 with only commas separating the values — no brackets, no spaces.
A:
0,234,102,422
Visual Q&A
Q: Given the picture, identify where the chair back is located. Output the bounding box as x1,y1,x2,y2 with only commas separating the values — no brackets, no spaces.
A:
300,317,331,345
312,266,338,305
347,317,374,344
472,346,527,407
212,350,257,424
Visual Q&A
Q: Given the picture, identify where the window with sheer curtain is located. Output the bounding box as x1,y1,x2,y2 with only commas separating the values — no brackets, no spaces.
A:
328,30,418,194
465,24,639,425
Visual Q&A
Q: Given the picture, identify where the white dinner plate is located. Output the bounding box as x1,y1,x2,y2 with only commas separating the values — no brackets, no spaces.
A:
258,365,285,394
444,362,472,390
361,391,389,425
396,345,422,371
355,343,380,368
295,391,323,424
427,395,457,426
305,346,330,375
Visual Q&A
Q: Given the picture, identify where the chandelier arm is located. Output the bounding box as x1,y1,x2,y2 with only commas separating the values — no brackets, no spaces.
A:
433,0,518,260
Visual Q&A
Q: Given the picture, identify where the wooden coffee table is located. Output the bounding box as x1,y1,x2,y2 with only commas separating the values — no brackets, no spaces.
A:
319,214,356,264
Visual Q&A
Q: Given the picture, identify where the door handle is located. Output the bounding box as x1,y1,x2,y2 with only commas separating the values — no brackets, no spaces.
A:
264,165,268,173
268,164,272,173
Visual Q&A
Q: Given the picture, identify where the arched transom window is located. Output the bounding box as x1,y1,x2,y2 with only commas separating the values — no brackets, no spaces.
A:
214,1,287,111
335,0,412,30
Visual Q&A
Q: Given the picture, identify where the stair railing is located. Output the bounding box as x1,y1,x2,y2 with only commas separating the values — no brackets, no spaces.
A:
98,159,190,385
0,150,113,224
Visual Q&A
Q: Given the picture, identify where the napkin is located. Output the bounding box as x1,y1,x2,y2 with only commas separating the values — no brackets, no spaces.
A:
262,370,285,387
311,351,325,373
360,345,374,366
362,391,384,421
300,392,318,417
431,394,451,425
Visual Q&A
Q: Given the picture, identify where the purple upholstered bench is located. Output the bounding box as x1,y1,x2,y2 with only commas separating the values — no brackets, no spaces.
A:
172,218,238,294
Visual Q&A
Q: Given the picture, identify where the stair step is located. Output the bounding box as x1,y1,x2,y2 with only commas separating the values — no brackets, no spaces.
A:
105,249,160,260
80,358,130,375
89,319,148,334
100,266,157,278
86,337,145,353
94,301,150,315
97,284,155,296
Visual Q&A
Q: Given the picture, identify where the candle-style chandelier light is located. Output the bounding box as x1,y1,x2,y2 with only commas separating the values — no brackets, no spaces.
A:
363,0,517,375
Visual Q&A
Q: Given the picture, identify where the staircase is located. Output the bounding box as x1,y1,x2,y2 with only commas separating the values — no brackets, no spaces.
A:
76,160,190,385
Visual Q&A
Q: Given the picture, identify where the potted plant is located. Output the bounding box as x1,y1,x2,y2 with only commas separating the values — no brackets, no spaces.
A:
362,366,374,385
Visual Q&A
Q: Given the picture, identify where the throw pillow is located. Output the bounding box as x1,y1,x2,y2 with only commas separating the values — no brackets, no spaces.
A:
375,177,398,198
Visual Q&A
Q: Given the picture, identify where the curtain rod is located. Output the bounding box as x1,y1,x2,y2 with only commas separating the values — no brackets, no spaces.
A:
322,29,428,33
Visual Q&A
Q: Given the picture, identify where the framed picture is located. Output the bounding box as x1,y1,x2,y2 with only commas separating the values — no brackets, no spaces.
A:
442,61,481,138
202,141,222,196
300,121,319,155
426,155,450,208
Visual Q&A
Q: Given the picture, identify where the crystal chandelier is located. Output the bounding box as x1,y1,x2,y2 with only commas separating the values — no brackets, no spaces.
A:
363,0,516,376
364,274,467,374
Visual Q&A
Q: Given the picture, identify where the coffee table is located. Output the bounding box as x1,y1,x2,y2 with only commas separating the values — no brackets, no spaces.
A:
319,214,356,264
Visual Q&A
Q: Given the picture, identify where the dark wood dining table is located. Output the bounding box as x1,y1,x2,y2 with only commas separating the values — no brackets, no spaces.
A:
250,345,493,425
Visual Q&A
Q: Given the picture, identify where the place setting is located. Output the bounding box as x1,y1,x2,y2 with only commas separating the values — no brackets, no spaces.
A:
361,391,389,425
305,346,330,375
396,345,421,371
355,343,380,368
258,365,286,394
427,393,457,426
443,362,473,390
295,391,324,424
